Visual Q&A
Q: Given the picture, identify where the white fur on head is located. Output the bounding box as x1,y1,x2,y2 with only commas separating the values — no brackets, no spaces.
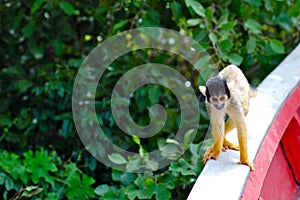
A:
199,86,206,96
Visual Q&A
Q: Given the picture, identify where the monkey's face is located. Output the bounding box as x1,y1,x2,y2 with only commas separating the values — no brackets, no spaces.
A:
204,76,231,110
209,95,229,110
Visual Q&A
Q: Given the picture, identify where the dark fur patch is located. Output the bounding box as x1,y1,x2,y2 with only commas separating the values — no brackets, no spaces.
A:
205,77,230,101
223,79,230,99
206,86,211,102
198,92,206,103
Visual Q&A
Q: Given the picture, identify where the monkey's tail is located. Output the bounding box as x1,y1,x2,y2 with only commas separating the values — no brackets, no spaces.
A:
249,85,258,98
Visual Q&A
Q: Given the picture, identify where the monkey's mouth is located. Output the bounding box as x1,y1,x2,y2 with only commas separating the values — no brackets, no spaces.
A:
214,103,225,110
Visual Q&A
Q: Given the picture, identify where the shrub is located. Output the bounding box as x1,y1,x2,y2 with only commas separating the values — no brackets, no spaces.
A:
0,149,95,199
0,0,299,199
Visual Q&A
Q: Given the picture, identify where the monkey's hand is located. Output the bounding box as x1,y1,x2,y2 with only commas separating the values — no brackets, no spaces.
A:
238,160,255,171
223,139,240,152
202,146,221,163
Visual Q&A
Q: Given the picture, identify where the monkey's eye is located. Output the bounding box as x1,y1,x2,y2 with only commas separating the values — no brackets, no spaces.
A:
211,97,218,102
219,96,225,101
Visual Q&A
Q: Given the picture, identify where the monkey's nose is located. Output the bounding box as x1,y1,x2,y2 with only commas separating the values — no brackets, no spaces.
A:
215,103,225,110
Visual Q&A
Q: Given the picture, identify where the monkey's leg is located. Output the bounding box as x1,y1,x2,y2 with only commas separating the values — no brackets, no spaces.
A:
223,118,239,151
236,120,255,171
202,121,224,163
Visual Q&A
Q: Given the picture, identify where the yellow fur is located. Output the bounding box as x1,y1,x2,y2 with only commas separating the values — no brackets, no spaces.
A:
201,65,256,171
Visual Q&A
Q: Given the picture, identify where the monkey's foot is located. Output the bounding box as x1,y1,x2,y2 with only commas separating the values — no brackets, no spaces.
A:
238,160,255,171
202,146,221,163
223,140,240,151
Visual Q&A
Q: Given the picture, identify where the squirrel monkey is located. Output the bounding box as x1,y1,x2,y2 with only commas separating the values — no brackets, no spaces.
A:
199,64,257,171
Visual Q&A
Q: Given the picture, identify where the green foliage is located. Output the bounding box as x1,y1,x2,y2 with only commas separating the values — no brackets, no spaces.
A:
95,140,204,200
0,0,299,199
0,149,95,199
177,0,299,83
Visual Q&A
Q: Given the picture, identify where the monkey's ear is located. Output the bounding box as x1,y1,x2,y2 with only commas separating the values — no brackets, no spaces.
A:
198,86,207,103
199,86,206,96
224,80,233,98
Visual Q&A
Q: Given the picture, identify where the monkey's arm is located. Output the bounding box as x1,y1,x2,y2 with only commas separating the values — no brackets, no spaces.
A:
202,108,225,163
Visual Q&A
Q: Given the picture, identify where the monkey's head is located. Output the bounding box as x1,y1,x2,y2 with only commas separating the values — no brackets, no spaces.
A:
199,77,231,110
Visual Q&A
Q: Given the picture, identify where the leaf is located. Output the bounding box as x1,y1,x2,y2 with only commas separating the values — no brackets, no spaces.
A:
111,169,136,185
22,23,35,38
205,7,213,23
269,39,285,54
171,2,182,23
81,174,95,197
66,174,81,198
66,174,95,198
178,158,196,175
14,79,33,93
13,11,25,31
141,8,160,27
53,39,64,55
217,9,229,27
264,1,274,11
187,18,201,26
264,41,277,55
245,19,262,34
30,45,45,59
288,1,300,17
208,32,218,45
132,135,140,145
219,39,233,51
58,1,76,15
0,113,12,127
61,119,72,138
125,186,144,200
230,0,241,14
183,129,197,147
148,85,161,104
95,184,110,196
166,138,180,146
160,143,182,160
23,149,58,186
135,87,147,110
185,0,205,17
154,184,171,200
277,13,293,32
220,21,237,32
112,20,128,34
169,158,196,176
145,159,159,171
5,175,14,191
108,153,127,165
246,36,256,53
0,173,6,185
143,178,156,197
31,0,44,13
228,53,243,65
15,165,29,185
126,157,142,172
189,143,200,156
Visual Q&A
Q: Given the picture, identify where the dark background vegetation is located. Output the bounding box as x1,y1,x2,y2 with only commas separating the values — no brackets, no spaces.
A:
0,0,299,199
